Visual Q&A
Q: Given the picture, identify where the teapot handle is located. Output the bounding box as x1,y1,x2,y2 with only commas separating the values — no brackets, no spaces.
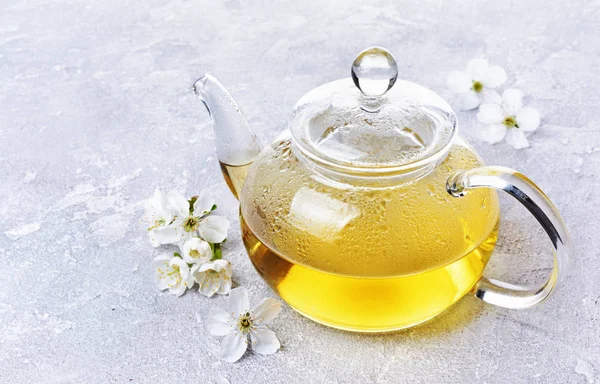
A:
446,166,571,309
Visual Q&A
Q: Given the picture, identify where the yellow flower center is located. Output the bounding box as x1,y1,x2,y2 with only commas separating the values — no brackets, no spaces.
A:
503,116,519,128
238,312,253,333
183,217,199,232
472,81,483,93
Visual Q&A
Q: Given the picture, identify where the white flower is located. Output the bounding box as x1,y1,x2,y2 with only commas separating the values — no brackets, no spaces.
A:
206,287,281,363
152,253,194,296
476,89,541,149
447,58,507,110
155,190,230,245
192,259,233,297
182,237,212,265
141,190,175,247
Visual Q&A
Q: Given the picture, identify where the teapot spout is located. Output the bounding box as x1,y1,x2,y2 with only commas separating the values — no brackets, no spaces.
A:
193,74,262,199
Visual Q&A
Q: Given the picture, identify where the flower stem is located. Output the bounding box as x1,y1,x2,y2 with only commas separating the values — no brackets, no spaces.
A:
210,243,222,261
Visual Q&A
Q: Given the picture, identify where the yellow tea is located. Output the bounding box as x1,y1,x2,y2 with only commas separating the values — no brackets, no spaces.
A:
219,162,252,200
243,217,497,331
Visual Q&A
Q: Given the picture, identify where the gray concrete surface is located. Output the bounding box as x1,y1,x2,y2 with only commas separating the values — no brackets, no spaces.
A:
1,0,599,383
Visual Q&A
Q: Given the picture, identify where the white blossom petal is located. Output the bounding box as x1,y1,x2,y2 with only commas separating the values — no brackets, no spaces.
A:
144,190,163,212
152,224,182,245
170,255,188,269
147,233,160,248
482,66,507,88
251,298,281,326
151,253,172,268
168,257,193,295
190,263,201,282
479,124,507,144
217,277,232,295
142,190,175,246
156,276,175,291
220,331,247,363
458,90,481,111
477,104,505,124
505,128,530,149
480,89,502,104
516,107,541,132
447,71,472,93
228,287,250,318
199,215,230,243
177,239,186,253
467,58,489,81
193,261,232,297
250,327,280,356
219,259,233,277
152,254,176,290
198,275,219,297
194,189,215,215
170,283,187,297
143,190,172,222
183,270,195,290
183,230,193,243
152,250,194,295
196,259,231,274
182,237,212,264
502,89,524,115
204,259,233,277
167,190,190,217
206,307,234,336
197,260,219,273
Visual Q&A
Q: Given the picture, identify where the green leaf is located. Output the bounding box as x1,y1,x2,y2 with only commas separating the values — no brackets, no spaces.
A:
174,252,182,258
211,204,217,211
188,196,199,214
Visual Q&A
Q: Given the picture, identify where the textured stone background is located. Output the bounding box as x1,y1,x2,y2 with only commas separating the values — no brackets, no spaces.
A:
1,0,599,383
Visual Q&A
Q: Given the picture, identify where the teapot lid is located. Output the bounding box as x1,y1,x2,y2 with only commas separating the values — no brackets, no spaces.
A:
289,47,457,175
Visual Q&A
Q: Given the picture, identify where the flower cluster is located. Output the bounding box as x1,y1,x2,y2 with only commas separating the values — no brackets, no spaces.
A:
447,59,540,149
142,190,232,297
141,189,283,362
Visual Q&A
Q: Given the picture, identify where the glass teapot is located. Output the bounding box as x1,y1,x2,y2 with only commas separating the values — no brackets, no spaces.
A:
193,47,570,332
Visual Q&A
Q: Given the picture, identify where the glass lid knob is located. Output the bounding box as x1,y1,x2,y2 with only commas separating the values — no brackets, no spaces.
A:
351,47,399,97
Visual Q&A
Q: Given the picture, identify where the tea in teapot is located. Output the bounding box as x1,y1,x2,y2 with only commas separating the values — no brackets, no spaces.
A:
194,47,570,332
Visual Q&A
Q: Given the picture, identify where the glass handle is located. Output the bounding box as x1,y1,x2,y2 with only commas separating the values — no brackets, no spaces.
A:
446,166,571,309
